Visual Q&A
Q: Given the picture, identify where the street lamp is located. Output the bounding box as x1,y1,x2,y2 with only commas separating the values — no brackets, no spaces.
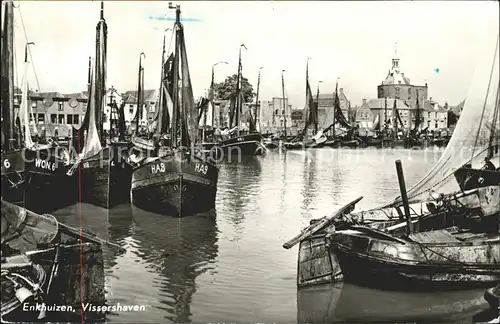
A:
211,61,228,88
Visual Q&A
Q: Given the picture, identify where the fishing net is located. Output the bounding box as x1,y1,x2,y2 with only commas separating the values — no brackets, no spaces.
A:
1,200,58,250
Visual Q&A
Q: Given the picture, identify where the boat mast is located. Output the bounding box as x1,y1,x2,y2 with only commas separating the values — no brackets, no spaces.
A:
255,67,263,133
333,79,339,138
235,44,246,136
281,69,287,137
314,80,322,135
2,1,14,151
95,1,107,144
303,58,311,140
414,90,420,135
169,2,180,149
157,31,167,137
134,53,145,135
392,98,398,145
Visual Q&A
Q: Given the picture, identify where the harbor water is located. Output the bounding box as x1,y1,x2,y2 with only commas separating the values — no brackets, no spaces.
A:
53,148,490,323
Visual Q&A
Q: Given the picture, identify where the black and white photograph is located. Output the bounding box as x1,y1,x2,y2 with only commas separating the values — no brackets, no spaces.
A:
1,0,499,323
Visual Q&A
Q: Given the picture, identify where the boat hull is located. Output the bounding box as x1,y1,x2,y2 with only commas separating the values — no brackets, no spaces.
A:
79,144,133,209
131,149,218,217
331,231,500,291
212,133,264,158
1,148,75,213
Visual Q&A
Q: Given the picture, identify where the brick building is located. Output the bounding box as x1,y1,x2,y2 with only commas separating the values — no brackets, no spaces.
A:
377,55,428,110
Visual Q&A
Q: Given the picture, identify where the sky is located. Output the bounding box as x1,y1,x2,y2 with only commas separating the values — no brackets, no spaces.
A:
8,1,500,108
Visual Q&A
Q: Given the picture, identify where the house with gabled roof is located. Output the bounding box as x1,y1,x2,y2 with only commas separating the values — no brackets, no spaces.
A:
121,89,158,127
28,90,87,126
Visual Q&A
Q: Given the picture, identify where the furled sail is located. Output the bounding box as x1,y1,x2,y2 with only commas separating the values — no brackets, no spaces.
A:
82,67,103,158
382,36,500,207
178,25,198,146
302,78,317,135
371,114,380,132
19,56,35,149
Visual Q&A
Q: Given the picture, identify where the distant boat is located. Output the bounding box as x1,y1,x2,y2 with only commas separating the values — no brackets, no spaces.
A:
210,45,265,158
130,4,218,217
282,59,319,150
71,2,133,209
1,2,75,213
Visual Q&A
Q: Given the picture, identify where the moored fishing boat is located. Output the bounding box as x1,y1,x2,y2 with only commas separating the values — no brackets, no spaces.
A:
131,3,218,217
72,3,133,209
211,44,265,158
1,2,75,213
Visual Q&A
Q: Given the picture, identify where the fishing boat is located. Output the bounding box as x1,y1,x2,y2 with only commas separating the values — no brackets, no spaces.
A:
322,82,360,148
1,2,75,214
130,3,218,217
284,35,500,289
282,59,322,150
1,199,123,322
71,3,133,209
211,45,265,158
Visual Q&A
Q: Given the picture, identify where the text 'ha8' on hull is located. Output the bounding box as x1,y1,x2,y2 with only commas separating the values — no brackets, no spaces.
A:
131,149,218,217
1,148,75,213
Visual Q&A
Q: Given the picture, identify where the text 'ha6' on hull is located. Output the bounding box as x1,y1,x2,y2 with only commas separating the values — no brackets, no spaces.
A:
79,144,133,209
1,148,76,213
131,149,218,217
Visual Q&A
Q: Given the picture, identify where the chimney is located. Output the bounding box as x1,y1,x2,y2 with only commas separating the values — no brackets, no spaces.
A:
362,99,367,105
339,88,344,94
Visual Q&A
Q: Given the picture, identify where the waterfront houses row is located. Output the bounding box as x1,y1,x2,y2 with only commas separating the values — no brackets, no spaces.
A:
17,51,455,138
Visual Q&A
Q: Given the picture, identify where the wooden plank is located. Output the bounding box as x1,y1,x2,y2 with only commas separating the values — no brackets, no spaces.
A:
409,229,460,244
283,196,363,249
297,236,339,287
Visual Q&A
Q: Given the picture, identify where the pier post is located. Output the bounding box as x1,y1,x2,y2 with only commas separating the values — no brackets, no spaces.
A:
395,159,412,235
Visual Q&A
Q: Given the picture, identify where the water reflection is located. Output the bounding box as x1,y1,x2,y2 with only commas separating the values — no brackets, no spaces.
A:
127,208,219,323
301,151,317,215
297,283,489,323
217,156,262,235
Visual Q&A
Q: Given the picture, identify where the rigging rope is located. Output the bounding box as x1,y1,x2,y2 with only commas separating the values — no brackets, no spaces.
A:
16,4,41,93
471,36,498,161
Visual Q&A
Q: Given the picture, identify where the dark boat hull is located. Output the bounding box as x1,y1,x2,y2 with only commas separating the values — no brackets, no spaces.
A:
79,144,133,208
212,133,264,157
332,236,500,291
484,284,500,311
1,148,75,213
131,149,218,217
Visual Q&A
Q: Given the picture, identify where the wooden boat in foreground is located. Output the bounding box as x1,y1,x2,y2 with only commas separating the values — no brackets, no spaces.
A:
1,2,75,213
131,3,218,217
1,200,123,322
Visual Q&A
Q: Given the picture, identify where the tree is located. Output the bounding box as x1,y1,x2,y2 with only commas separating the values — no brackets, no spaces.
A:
447,110,459,127
213,74,255,103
